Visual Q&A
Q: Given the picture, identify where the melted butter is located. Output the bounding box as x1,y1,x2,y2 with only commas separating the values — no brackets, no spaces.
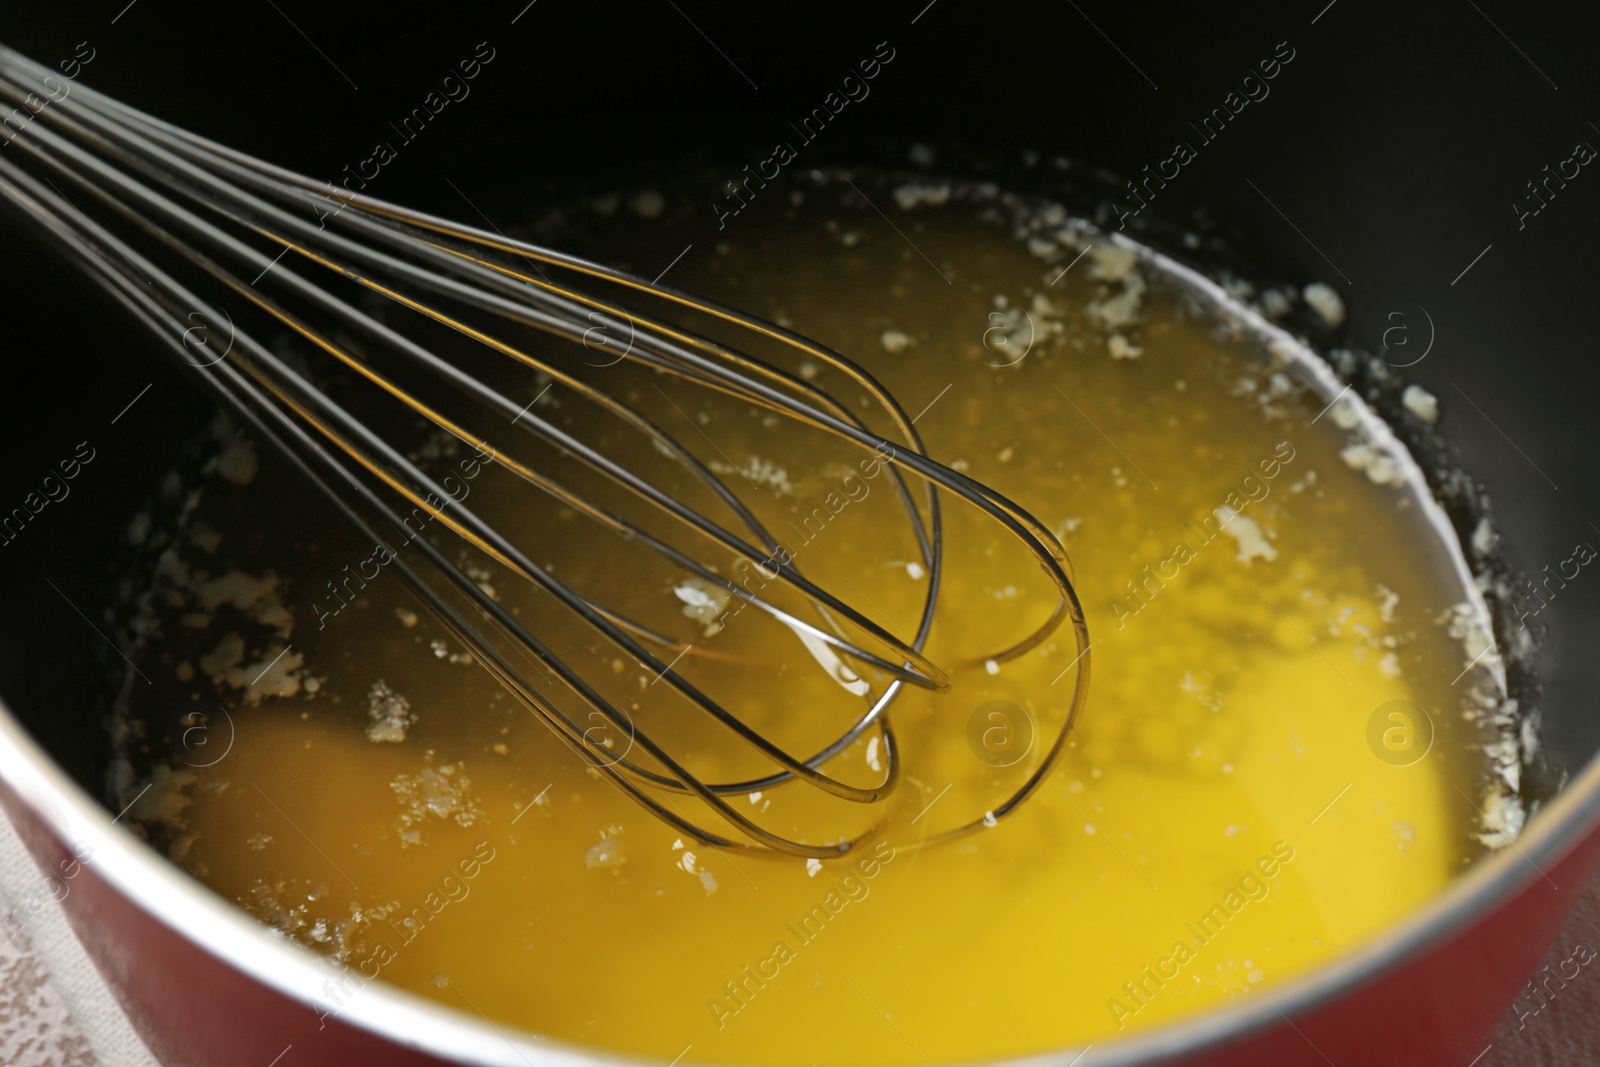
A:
121,178,1510,1064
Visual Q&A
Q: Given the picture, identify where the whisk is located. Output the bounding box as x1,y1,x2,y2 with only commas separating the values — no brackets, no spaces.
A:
0,45,1089,858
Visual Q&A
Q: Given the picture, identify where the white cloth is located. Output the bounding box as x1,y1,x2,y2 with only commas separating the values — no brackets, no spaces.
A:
0,809,159,1067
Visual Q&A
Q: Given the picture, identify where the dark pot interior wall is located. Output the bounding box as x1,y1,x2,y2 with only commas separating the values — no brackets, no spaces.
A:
3,2,1599,783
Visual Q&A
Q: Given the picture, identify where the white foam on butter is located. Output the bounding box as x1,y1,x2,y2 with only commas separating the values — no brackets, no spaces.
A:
1104,229,1519,844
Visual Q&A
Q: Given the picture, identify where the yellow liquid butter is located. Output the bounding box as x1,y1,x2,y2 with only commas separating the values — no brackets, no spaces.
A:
114,175,1518,1064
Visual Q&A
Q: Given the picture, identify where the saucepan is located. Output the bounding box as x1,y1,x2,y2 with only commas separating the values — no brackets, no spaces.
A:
2,1,1599,1064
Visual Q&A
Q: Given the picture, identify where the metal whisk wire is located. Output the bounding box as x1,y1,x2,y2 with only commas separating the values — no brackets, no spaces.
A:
0,45,1090,857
